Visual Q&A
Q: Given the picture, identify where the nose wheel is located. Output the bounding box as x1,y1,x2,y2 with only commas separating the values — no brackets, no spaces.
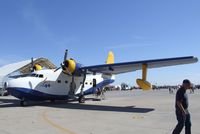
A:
20,98,28,106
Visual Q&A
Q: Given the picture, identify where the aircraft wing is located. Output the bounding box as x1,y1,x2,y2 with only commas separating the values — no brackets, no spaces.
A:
81,56,198,75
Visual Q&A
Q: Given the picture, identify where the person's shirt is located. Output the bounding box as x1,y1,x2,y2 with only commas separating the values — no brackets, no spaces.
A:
175,87,189,113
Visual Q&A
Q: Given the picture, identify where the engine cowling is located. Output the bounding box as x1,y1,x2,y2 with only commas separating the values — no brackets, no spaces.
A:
62,59,83,76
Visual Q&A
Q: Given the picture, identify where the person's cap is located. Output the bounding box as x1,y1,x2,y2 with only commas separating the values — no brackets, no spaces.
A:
183,79,191,84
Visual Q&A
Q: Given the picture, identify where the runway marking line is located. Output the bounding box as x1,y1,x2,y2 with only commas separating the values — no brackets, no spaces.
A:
132,115,144,119
42,109,76,134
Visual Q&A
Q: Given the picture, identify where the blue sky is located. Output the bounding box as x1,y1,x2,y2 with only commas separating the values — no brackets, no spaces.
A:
0,0,199,85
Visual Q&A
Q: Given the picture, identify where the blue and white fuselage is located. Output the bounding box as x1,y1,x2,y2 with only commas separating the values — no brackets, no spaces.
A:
6,69,115,101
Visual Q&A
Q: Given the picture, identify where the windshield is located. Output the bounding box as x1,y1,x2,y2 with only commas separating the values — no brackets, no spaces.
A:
9,73,44,78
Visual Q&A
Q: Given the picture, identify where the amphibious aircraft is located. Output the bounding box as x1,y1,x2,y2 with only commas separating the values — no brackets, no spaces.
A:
6,50,198,106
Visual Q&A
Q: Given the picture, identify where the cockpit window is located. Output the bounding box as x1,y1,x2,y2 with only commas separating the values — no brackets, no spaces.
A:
31,74,37,77
9,73,44,78
39,74,44,78
10,73,36,78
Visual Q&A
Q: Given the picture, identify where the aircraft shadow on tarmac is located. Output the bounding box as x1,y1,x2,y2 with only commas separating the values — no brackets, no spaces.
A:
0,98,20,108
0,98,155,113
53,103,155,113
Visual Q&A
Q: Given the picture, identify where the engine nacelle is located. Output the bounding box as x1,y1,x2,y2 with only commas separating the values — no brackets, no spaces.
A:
136,79,152,90
62,59,83,76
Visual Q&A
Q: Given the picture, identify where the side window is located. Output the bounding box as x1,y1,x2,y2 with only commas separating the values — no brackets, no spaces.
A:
57,80,61,83
65,81,68,84
39,74,44,78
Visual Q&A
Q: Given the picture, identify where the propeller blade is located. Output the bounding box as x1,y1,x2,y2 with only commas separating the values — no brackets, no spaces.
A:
64,49,68,61
31,57,34,72
54,67,61,72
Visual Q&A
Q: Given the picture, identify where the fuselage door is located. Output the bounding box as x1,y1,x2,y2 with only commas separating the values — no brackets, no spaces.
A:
93,78,97,88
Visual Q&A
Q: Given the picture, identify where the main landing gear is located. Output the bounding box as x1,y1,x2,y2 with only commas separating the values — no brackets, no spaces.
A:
78,95,85,103
78,69,87,104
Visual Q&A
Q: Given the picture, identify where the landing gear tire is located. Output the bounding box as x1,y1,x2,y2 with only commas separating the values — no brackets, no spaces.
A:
50,99,55,103
20,100,28,107
65,98,69,103
78,95,85,103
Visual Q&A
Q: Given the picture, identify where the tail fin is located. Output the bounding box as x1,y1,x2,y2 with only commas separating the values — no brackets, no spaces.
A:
106,51,114,64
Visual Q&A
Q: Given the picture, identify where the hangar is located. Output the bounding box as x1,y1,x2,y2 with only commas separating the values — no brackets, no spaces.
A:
0,58,56,96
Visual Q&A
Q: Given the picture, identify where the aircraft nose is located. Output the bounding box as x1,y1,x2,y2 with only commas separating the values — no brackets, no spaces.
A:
7,79,19,88
4,82,8,89
6,80,15,94
6,79,23,94
7,78,32,89
7,80,13,89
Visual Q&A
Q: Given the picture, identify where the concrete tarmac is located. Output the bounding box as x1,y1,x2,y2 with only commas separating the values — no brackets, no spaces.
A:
0,90,200,134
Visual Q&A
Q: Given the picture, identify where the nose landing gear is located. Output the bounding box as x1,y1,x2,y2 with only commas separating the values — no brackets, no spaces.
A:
20,98,28,106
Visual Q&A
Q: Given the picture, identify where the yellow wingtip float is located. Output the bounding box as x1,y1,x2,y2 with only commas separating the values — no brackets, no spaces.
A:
106,51,115,64
136,79,152,90
136,64,152,90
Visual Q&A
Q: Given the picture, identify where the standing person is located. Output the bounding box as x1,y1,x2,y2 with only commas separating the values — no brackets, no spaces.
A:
172,79,191,134
169,87,172,94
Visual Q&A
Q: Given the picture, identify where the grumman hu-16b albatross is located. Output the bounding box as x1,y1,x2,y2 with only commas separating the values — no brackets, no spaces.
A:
6,50,198,106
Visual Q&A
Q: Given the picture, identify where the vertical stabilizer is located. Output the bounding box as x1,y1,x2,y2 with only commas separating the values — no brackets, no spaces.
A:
106,51,114,64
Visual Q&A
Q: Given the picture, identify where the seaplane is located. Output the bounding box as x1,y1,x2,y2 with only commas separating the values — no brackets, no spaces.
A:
5,50,198,106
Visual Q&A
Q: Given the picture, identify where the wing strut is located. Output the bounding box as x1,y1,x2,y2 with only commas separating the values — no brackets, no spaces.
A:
142,64,147,80
136,64,152,90
78,69,87,103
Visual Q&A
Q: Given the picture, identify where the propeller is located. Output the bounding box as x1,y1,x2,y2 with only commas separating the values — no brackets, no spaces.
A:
31,57,34,72
54,49,81,76
54,49,69,72
54,49,87,98
54,67,61,72
64,49,68,61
